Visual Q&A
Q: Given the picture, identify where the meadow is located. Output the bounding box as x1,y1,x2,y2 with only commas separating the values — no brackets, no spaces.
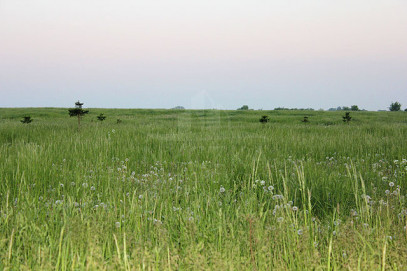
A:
0,107,406,270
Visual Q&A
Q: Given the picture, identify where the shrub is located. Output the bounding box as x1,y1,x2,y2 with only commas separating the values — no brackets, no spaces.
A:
21,116,33,124
342,112,352,123
97,113,106,121
259,115,270,123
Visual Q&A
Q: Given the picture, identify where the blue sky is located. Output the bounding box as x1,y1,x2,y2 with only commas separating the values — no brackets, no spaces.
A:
0,0,406,110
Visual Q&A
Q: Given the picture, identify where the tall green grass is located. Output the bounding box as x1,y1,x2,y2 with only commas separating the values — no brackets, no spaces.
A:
0,108,406,269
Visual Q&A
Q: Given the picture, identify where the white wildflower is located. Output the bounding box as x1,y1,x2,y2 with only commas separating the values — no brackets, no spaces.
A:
342,252,347,258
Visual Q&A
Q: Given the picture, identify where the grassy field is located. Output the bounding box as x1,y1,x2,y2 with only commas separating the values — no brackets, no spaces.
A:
0,108,407,270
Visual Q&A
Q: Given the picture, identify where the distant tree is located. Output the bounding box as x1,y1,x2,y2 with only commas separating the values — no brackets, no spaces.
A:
21,116,33,124
350,105,359,111
97,113,106,121
259,115,270,123
389,102,401,111
342,106,350,111
405,108,407,112
238,105,249,110
172,106,185,110
68,101,89,130
302,116,309,123
342,112,352,124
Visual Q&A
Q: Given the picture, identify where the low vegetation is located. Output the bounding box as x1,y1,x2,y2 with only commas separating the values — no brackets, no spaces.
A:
0,108,406,269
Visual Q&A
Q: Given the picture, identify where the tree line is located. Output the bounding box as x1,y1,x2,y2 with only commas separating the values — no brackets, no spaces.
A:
19,101,406,125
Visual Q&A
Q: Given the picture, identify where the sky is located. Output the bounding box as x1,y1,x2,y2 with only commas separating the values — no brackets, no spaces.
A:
0,0,406,110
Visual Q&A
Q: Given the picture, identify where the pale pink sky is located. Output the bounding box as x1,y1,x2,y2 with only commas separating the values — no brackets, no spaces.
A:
1,0,406,110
